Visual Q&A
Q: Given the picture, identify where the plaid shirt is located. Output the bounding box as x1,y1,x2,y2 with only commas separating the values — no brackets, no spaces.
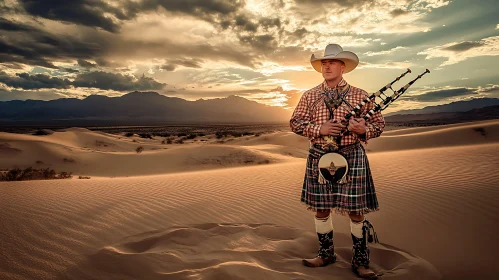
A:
290,79,385,146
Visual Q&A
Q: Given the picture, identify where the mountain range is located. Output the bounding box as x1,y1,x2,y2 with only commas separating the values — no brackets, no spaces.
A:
385,98,499,115
0,92,290,125
0,92,497,125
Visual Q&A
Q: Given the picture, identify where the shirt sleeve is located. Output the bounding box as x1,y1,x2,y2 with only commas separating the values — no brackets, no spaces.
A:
358,93,385,143
289,91,322,139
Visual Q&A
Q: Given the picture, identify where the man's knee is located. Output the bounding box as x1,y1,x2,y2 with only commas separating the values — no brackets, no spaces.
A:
316,209,331,218
349,212,364,222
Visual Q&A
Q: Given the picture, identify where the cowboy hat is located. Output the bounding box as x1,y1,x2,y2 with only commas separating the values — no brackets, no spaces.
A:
310,44,359,73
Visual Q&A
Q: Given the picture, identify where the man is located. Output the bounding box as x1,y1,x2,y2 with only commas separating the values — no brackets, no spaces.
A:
290,44,385,279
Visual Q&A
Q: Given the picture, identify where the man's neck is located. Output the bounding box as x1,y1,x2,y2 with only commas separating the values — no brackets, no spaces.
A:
325,76,343,89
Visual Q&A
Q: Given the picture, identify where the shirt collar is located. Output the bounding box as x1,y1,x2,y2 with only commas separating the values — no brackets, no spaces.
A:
322,78,348,93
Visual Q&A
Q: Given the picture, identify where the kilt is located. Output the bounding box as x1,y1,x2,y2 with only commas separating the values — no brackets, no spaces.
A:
300,142,379,215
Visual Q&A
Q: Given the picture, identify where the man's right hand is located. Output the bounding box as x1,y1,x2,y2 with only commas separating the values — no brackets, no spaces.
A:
319,120,346,136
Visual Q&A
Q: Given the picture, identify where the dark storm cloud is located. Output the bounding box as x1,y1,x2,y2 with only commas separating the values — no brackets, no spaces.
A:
72,71,166,91
407,88,477,102
17,0,245,33
160,64,176,71
161,59,203,71
60,68,80,73
0,71,71,89
234,14,258,32
0,18,108,68
259,18,281,29
239,34,277,51
390,8,410,17
0,88,68,101
0,70,167,91
18,0,122,32
290,27,307,39
0,15,259,69
77,59,97,68
443,41,485,52
0,17,37,31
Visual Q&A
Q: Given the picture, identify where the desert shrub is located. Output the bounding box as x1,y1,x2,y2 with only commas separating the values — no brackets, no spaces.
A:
136,146,144,153
258,159,271,164
0,167,72,181
166,139,173,144
125,132,134,137
174,138,184,144
33,129,52,136
177,132,187,137
153,132,171,137
138,133,153,139
198,133,205,137
58,172,73,179
78,176,91,179
255,133,261,137
215,131,226,139
473,127,487,137
2,168,22,181
242,131,252,136
186,134,197,140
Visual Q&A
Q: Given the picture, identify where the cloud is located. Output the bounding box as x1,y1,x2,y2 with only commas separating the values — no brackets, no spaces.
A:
77,59,98,68
390,8,410,17
18,0,123,32
0,70,167,91
364,46,408,56
0,71,71,89
0,17,108,68
18,0,244,33
406,87,477,102
442,42,484,52
60,68,80,73
239,34,277,51
0,88,69,101
357,61,412,69
160,59,204,71
418,36,499,66
73,71,166,91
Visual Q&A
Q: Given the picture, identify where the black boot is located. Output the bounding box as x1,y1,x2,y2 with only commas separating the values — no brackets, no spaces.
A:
302,230,337,267
351,220,379,278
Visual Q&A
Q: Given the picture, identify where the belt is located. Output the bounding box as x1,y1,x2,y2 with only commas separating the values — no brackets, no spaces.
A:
309,142,361,159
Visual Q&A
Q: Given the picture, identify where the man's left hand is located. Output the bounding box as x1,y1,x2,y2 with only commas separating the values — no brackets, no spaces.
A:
348,118,367,135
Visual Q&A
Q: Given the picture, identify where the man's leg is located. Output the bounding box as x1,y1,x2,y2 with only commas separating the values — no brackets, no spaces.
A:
349,213,377,279
302,209,337,267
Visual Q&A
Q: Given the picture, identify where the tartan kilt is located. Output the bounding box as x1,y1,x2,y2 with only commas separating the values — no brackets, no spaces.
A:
300,142,379,215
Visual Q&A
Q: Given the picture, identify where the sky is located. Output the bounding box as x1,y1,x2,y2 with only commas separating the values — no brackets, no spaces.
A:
0,0,498,113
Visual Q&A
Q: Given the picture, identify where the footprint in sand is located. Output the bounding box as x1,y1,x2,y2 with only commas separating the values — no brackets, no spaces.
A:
89,223,441,280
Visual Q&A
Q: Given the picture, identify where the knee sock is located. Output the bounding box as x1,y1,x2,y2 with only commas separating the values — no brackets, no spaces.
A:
315,214,333,234
350,219,364,239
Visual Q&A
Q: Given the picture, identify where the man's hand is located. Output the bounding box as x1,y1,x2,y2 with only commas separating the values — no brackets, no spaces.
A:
319,120,346,136
348,118,367,135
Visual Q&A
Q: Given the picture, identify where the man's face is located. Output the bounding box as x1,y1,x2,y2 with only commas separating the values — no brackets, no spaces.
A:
321,59,345,81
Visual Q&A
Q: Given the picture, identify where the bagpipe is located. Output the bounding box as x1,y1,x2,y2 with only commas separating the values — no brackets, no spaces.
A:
317,69,430,185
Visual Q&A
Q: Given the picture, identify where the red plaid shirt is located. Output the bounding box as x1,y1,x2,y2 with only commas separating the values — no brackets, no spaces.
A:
290,79,385,146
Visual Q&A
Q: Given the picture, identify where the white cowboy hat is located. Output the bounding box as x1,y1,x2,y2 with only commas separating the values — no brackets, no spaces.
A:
310,44,359,73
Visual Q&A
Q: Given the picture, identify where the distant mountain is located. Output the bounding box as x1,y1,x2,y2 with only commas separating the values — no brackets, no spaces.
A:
0,92,291,125
385,105,499,124
386,98,499,116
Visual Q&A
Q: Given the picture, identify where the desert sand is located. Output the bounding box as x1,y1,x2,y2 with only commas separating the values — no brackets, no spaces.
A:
1,120,499,280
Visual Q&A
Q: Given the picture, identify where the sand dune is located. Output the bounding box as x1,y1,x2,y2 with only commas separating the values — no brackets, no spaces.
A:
1,120,499,280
